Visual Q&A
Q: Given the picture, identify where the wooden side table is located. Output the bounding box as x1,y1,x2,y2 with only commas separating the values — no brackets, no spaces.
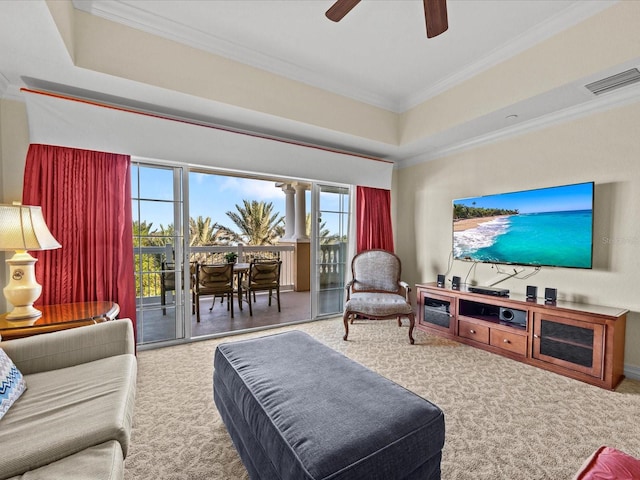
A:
0,301,119,341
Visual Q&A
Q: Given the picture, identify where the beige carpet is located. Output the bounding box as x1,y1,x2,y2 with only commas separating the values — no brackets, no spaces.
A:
124,318,640,480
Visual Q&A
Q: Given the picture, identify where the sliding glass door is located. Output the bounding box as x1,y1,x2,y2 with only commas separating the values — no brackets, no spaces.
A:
132,164,352,345
132,163,186,345
312,184,351,317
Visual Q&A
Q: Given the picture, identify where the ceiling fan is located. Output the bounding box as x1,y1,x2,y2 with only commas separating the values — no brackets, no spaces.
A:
325,0,449,38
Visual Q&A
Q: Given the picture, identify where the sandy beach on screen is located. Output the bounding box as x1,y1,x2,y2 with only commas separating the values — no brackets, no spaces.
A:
453,215,507,232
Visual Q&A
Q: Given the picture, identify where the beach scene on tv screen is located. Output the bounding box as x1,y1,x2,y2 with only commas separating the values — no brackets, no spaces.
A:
453,183,593,269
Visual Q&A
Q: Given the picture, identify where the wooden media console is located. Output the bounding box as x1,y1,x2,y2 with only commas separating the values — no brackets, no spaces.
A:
416,283,627,390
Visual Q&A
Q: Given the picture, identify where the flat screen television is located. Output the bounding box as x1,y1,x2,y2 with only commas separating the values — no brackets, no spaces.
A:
453,182,594,269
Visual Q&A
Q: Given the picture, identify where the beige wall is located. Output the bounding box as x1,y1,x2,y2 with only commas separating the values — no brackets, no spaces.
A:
69,9,398,146
3,94,639,372
0,99,30,312
396,100,640,371
1,99,29,203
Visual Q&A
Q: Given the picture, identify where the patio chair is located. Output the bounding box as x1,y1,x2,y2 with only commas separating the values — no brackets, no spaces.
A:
160,261,197,316
160,261,174,316
195,263,235,321
241,259,282,316
343,249,415,344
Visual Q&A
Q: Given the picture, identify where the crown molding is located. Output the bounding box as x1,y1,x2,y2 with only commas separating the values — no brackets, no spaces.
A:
72,1,614,114
398,82,640,169
399,1,618,111
71,0,396,111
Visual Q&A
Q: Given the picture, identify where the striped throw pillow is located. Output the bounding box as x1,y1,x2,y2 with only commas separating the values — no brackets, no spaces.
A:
0,348,27,420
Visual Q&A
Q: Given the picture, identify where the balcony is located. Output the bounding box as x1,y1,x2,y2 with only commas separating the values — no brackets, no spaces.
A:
135,243,346,346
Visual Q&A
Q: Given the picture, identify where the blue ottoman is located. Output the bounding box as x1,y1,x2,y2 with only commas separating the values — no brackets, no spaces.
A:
213,331,445,480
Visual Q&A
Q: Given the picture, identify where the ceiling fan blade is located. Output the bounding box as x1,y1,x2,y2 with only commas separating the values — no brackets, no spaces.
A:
424,0,448,38
325,0,361,22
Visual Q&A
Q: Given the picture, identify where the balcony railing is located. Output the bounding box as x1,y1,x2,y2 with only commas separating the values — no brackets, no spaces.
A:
135,242,348,310
189,245,295,290
318,242,347,289
134,244,296,303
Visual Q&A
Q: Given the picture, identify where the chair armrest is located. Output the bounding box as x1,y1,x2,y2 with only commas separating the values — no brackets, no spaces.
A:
399,281,412,302
0,319,135,375
344,280,354,301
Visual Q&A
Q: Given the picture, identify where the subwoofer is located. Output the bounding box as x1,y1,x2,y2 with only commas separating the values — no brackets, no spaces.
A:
499,307,527,327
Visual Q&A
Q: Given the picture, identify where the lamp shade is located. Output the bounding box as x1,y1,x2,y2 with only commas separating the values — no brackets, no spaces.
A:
0,204,61,252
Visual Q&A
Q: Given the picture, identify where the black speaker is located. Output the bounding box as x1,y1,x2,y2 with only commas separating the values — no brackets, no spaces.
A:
437,274,445,288
452,276,461,290
526,285,537,301
545,288,557,304
499,307,527,327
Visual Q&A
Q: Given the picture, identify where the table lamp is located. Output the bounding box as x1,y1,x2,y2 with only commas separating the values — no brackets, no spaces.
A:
0,203,61,320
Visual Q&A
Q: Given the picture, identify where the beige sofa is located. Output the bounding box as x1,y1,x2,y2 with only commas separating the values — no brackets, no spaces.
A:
0,319,137,480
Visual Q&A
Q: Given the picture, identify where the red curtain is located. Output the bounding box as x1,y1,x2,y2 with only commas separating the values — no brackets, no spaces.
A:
22,144,136,328
356,186,394,253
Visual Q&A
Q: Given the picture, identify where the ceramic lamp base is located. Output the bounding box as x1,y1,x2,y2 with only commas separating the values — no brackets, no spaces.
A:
3,251,43,320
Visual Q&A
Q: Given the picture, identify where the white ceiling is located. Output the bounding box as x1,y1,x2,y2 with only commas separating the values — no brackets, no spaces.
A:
1,0,638,165
71,0,604,112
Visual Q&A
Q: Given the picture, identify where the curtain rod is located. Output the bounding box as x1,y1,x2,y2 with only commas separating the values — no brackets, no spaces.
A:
20,87,393,165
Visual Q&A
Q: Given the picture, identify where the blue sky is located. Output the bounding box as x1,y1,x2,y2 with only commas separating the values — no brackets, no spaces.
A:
453,182,593,214
189,172,288,229
132,165,315,232
132,165,350,237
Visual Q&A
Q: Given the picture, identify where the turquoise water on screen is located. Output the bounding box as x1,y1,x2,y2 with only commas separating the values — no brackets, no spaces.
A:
454,210,593,268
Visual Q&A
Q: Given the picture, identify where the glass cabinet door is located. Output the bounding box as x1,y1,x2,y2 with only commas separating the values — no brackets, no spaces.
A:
419,291,456,335
532,313,604,378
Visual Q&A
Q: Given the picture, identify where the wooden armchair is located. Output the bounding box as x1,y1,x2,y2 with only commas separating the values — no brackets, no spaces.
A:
195,263,235,321
241,259,282,317
343,249,415,344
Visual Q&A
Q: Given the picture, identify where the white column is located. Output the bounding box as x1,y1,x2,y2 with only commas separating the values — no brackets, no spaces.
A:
294,183,309,241
280,183,295,240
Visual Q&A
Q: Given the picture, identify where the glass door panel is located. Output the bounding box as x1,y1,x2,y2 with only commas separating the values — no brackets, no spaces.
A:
132,163,185,345
312,184,350,317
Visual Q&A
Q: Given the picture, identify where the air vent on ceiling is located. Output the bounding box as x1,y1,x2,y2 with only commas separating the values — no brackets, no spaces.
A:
585,68,640,95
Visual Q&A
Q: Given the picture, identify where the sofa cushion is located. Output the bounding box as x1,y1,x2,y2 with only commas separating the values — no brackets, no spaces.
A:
0,348,27,420
0,354,136,479
6,440,124,480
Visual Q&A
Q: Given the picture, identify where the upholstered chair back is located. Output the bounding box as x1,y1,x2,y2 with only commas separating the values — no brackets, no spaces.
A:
247,260,281,289
161,261,176,291
198,263,234,293
351,250,401,294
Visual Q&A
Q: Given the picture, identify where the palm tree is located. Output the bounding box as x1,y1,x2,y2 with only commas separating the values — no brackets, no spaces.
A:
225,200,284,245
132,220,165,297
189,216,235,246
133,220,159,247
305,213,335,244
189,216,235,263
